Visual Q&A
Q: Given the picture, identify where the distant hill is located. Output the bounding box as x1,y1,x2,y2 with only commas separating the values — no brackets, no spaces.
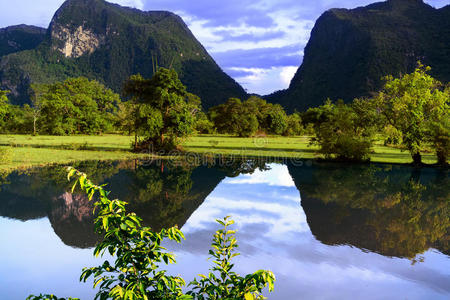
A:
0,25,46,57
267,0,450,112
0,0,246,109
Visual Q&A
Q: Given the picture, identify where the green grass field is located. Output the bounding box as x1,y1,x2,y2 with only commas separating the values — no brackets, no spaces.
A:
0,134,438,171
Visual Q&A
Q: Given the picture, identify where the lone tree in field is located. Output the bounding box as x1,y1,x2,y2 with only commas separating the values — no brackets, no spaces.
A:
123,68,198,152
375,63,449,165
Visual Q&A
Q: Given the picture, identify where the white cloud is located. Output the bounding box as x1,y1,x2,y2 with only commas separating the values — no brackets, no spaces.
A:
114,0,145,10
229,66,299,94
280,66,298,86
1,0,447,94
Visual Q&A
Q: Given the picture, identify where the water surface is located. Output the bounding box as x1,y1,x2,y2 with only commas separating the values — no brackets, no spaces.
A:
0,159,448,299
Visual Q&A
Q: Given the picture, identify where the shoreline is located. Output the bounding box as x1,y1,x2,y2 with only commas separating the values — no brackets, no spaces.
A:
0,134,443,172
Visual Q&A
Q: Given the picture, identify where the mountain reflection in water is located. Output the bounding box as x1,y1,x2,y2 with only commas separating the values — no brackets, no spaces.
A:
0,159,448,299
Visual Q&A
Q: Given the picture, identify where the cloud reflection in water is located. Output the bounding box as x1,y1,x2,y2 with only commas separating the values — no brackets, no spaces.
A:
166,163,450,300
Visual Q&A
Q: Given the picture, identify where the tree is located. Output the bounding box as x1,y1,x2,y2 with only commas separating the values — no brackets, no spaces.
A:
426,110,449,165
194,111,215,134
375,63,449,165
35,77,120,135
310,100,374,161
243,96,272,128
123,68,197,151
0,90,30,134
0,90,10,132
209,98,258,137
283,113,303,136
30,84,46,135
265,104,288,135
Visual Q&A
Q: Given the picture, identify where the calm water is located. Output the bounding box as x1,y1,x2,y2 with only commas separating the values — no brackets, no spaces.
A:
0,159,449,299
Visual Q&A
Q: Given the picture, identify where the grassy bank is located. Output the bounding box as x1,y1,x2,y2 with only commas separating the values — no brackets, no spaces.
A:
0,134,438,171
182,135,437,164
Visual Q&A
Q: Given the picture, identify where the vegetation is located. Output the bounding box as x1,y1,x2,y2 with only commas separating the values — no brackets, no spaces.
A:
299,63,449,164
374,64,449,165
0,0,246,108
209,96,299,137
267,0,450,112
0,134,441,172
0,63,447,166
0,25,46,57
209,98,259,137
0,77,120,135
288,162,450,258
33,77,120,135
188,216,275,299
27,168,275,300
306,100,375,161
123,68,198,151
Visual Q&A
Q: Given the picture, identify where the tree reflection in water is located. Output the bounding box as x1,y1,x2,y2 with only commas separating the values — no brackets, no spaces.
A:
288,162,449,259
0,159,448,261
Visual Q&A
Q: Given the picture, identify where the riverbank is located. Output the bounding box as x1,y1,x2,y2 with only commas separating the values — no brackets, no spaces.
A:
0,134,438,171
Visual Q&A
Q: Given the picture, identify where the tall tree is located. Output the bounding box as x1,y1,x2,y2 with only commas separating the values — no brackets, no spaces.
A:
375,63,449,165
209,98,258,137
30,84,46,135
123,68,198,151
36,77,120,135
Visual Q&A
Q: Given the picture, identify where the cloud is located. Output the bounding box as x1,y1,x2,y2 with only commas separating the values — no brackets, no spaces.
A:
115,0,145,10
213,45,302,69
224,66,300,95
1,0,447,94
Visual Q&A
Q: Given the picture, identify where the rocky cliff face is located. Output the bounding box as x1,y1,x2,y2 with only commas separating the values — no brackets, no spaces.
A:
0,0,246,108
51,24,106,58
267,0,450,111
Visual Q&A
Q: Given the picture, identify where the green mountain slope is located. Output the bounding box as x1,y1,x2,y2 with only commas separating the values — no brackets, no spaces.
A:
0,25,46,57
267,0,450,112
0,0,246,108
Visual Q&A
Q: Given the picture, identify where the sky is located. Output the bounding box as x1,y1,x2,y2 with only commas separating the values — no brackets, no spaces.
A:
0,0,448,95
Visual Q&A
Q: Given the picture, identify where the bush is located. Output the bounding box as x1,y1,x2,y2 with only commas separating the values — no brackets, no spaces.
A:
310,100,374,162
28,168,275,300
195,118,215,134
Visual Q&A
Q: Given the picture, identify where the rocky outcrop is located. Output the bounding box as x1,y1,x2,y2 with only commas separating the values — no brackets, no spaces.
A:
0,0,246,107
51,24,105,58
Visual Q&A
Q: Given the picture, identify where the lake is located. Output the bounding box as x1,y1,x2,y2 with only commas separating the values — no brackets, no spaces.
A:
0,158,449,299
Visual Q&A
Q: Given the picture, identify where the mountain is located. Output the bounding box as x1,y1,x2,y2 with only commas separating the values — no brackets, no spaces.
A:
0,0,246,108
0,25,46,57
267,0,450,112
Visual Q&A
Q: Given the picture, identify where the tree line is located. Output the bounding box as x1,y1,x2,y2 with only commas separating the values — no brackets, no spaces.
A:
0,68,303,147
303,63,449,165
0,63,448,164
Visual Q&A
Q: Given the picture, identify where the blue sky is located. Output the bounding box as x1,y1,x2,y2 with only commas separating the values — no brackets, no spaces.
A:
0,0,448,94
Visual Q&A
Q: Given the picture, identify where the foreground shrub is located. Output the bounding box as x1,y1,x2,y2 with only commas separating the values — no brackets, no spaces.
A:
188,216,275,299
28,168,275,300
